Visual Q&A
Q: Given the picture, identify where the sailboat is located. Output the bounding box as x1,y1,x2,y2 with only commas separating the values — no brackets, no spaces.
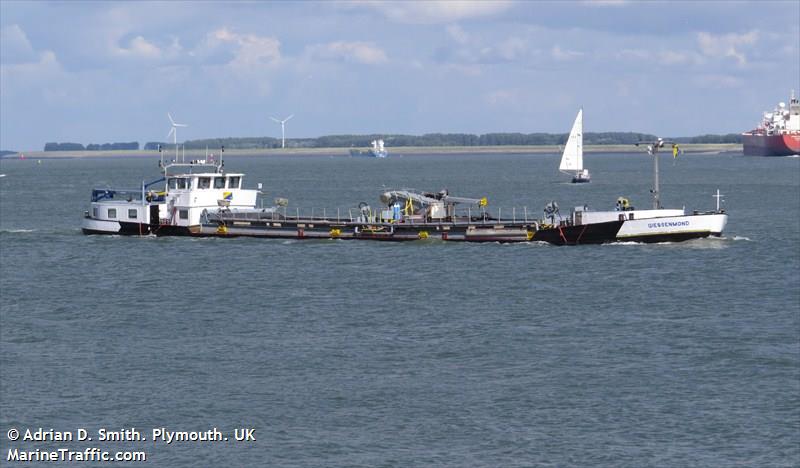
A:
559,108,590,183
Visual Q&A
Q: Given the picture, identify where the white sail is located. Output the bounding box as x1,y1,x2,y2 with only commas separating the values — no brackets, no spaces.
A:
559,109,583,172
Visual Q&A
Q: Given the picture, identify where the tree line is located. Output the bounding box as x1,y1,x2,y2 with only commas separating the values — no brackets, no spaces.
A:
45,133,743,151
164,132,744,149
44,142,140,151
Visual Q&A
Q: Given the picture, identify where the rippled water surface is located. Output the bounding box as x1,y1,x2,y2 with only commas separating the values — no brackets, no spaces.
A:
1,152,798,466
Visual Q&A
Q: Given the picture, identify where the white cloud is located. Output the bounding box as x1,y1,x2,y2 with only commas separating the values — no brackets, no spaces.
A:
658,50,703,66
440,63,483,77
88,5,187,64
496,38,527,61
697,30,758,65
188,28,283,97
692,74,743,88
615,47,704,67
2,49,60,78
616,48,650,61
437,28,529,65
356,1,514,24
112,35,182,60
1,24,38,64
551,45,583,61
485,88,517,106
306,41,388,65
128,36,161,58
0,49,90,104
0,26,66,101
203,28,282,68
446,24,470,44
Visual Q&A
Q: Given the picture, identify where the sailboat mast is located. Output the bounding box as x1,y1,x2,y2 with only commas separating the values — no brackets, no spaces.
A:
653,144,660,209
577,107,583,175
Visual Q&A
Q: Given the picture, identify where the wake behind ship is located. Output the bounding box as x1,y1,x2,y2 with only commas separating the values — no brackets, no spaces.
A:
742,91,800,156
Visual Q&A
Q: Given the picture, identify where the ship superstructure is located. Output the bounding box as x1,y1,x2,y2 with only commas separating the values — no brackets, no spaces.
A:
81,150,259,236
349,139,388,158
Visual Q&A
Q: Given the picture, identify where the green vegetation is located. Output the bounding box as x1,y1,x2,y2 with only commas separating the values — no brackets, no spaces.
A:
46,132,743,152
86,142,139,151
44,142,86,151
172,132,744,150
672,133,743,144
44,142,139,151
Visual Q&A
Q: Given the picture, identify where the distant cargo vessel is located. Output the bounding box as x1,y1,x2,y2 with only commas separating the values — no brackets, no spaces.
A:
349,139,388,158
742,91,800,156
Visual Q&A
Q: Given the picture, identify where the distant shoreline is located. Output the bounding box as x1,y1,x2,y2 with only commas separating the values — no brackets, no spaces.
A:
1,144,741,159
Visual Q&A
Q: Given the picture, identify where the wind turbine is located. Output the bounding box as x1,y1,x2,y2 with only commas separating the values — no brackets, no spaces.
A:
270,114,294,149
167,112,188,161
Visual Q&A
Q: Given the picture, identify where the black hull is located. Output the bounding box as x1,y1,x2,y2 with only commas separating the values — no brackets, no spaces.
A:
82,217,719,245
201,219,625,245
531,221,621,245
82,221,191,236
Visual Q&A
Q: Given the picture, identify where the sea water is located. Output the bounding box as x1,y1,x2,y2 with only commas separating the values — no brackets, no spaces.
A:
0,152,798,466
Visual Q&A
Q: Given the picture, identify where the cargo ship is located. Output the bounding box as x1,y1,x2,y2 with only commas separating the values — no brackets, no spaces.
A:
742,91,800,156
349,139,388,158
81,140,727,244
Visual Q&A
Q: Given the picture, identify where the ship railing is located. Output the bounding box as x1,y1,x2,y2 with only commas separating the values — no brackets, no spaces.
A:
91,188,144,203
210,205,539,226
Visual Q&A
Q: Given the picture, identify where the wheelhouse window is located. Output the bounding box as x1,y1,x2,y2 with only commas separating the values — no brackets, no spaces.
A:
179,209,189,220
108,208,117,219
168,178,177,189
198,177,211,189
228,176,241,189
176,178,187,189
214,177,225,189
92,207,98,218
128,209,138,219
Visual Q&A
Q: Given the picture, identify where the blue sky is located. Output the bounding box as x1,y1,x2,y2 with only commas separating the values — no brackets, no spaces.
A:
1,0,798,151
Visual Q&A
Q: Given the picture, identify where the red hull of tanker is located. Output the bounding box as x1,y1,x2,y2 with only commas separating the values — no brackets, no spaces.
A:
742,133,800,156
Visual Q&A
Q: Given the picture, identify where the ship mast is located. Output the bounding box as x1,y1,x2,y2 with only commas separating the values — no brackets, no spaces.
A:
653,141,661,209
637,138,678,210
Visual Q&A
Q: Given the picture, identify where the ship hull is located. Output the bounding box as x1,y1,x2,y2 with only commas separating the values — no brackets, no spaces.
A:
742,133,800,156
190,214,723,245
615,213,727,243
349,149,388,158
82,210,726,245
81,217,191,236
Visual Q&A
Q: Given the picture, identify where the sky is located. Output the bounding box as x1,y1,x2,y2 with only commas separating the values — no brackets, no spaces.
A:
1,0,798,151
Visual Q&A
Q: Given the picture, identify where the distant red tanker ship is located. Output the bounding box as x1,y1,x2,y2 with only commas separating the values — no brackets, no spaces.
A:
742,91,800,156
